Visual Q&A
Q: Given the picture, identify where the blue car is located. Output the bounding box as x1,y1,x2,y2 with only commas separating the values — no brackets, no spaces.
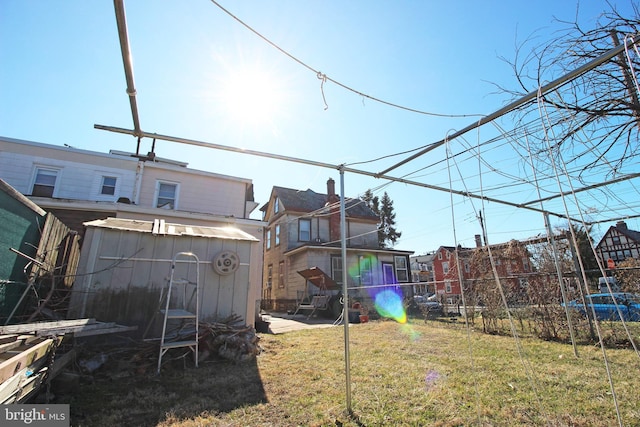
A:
565,292,640,321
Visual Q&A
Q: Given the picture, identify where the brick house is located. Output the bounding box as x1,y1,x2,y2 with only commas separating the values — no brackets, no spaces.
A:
260,178,413,315
431,236,532,305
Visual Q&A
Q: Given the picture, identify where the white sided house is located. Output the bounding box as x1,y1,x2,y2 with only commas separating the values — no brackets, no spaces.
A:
0,136,265,328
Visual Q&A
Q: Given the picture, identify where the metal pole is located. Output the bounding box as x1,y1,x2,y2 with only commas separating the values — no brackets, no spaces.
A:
113,0,142,136
377,33,640,177
339,166,352,414
94,124,585,223
544,213,578,357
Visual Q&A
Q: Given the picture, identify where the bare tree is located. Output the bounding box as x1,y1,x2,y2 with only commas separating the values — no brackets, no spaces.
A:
613,257,640,292
497,3,640,182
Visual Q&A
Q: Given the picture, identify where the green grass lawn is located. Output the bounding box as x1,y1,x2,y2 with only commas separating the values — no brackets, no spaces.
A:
68,318,640,426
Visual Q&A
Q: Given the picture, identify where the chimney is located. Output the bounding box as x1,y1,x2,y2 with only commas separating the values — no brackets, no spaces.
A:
475,234,483,248
327,178,336,197
616,221,628,231
326,178,340,242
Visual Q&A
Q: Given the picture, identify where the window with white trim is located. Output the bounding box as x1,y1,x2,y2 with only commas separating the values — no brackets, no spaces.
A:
155,181,178,209
101,176,117,195
273,197,279,214
299,218,311,242
32,168,58,197
278,261,285,288
359,255,373,286
275,224,281,246
442,262,449,274
445,280,452,293
266,228,271,250
331,255,343,285
394,256,408,282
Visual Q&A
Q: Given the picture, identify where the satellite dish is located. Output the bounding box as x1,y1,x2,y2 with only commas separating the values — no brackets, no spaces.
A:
212,251,240,275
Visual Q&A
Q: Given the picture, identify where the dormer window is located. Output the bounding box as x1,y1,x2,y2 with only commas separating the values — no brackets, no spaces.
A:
274,197,280,214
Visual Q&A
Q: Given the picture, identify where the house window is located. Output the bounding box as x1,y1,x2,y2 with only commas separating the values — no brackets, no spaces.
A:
331,255,343,285
438,252,442,260
32,168,58,197
267,264,273,288
394,256,408,282
274,197,279,214
266,229,271,250
275,224,281,246
445,280,452,293
522,257,530,272
101,176,117,195
278,261,285,289
464,262,470,273
446,251,450,259
442,262,449,274
612,236,621,245
299,218,311,242
359,255,373,286
156,181,178,209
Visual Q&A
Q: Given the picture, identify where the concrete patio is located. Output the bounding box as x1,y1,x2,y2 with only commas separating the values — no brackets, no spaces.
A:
259,312,341,334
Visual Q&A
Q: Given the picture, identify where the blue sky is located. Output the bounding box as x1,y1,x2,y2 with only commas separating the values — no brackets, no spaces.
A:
2,1,638,254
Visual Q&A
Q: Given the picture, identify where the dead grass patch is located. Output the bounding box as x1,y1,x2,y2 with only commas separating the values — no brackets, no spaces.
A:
64,318,640,426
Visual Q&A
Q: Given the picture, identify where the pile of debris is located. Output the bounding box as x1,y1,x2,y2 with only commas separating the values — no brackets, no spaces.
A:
73,315,261,377
198,315,261,363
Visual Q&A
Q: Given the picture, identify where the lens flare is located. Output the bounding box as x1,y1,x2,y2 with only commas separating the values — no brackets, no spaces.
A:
425,369,441,391
348,254,375,284
372,287,407,323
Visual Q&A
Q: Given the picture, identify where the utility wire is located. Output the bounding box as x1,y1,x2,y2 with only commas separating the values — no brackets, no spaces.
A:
208,0,482,119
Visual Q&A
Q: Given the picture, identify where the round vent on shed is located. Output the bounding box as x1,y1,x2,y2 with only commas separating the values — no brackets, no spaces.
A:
212,250,240,275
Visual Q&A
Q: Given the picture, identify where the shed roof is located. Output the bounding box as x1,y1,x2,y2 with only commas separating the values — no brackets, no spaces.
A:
83,218,259,241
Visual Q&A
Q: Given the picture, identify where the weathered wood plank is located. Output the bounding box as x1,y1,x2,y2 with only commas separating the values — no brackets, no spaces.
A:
0,319,96,335
73,324,138,337
0,338,55,384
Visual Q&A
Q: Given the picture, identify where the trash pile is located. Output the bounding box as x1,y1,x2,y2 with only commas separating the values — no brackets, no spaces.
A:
73,315,261,378
199,315,261,363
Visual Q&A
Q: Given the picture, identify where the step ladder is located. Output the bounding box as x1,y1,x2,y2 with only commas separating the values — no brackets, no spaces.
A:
157,252,200,374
